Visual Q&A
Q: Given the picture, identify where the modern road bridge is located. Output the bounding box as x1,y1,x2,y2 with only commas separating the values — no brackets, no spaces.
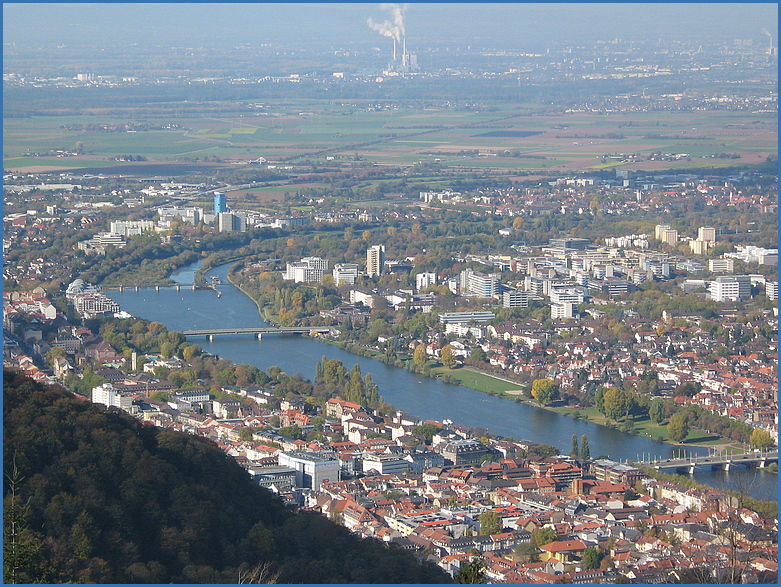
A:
182,326,332,340
636,450,777,474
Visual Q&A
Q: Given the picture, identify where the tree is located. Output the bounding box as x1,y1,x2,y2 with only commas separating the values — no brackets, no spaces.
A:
411,423,440,444
649,399,665,424
530,378,559,405
413,344,427,366
749,428,774,450
602,387,631,421
530,527,557,549
581,546,603,570
441,344,456,369
454,557,485,584
580,435,590,460
570,434,579,459
667,411,690,443
470,346,487,363
478,511,501,536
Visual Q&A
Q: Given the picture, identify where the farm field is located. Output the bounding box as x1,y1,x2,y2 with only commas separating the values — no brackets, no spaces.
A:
4,102,776,174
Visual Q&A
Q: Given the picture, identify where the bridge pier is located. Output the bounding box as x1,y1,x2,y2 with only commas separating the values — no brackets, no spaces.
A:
119,285,124,292
759,457,767,468
192,284,197,291
135,285,139,292
257,333,262,340
208,335,214,342
155,285,160,292
176,284,181,292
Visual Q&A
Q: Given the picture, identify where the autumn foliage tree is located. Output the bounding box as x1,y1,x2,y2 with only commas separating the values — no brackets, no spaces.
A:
530,378,559,405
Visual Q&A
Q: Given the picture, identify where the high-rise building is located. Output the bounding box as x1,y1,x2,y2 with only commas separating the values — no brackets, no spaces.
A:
655,224,671,240
766,281,778,300
660,229,678,246
415,272,437,291
214,192,227,216
698,226,717,242
217,212,246,232
366,245,385,277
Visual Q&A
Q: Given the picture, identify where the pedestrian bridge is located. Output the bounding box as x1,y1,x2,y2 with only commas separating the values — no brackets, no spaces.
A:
182,326,332,340
637,450,777,475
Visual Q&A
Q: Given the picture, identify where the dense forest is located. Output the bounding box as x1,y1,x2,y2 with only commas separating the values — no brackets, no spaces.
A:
3,370,451,584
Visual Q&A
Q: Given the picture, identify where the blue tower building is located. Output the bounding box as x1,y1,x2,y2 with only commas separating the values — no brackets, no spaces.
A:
214,192,227,216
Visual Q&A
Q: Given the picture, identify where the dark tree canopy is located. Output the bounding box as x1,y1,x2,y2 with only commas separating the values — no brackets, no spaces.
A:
3,370,451,584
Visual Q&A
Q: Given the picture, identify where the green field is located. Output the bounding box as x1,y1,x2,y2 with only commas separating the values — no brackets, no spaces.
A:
4,104,777,173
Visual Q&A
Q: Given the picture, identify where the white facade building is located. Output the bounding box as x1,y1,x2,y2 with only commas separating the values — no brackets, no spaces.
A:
278,451,340,489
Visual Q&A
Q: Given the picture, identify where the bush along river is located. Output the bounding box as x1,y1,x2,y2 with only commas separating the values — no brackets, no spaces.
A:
107,261,777,501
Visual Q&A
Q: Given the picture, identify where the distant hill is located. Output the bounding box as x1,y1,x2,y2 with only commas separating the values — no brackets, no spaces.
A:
3,370,451,584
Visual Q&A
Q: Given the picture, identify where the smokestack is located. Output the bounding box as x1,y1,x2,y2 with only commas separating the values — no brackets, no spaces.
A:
393,38,397,62
403,36,407,66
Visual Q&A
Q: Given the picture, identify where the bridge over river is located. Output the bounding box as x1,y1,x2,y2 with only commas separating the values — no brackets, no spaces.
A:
102,283,218,292
182,326,333,340
637,450,777,475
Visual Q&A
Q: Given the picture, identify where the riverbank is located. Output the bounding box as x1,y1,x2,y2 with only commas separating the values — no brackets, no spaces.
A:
430,364,744,454
222,260,745,456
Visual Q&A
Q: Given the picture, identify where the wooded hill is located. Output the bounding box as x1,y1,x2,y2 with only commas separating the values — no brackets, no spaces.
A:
3,370,451,584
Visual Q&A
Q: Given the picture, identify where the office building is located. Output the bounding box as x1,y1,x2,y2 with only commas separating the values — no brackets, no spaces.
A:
502,289,529,308
551,302,577,320
284,257,329,283
766,281,778,300
278,451,340,490
689,240,711,255
91,383,133,411
709,275,752,302
333,263,359,286
217,212,246,233
366,245,385,277
438,311,495,325
213,192,227,216
460,268,501,298
709,258,734,273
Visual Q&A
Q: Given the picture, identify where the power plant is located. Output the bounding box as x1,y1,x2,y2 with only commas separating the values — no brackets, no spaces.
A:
367,3,419,74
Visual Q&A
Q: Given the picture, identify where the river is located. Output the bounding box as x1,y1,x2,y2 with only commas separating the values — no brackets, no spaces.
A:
106,261,777,501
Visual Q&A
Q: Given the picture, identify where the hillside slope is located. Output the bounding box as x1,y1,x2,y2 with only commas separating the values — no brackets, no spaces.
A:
3,370,451,584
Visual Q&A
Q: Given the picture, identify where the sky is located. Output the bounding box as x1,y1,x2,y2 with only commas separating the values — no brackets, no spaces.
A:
3,3,779,49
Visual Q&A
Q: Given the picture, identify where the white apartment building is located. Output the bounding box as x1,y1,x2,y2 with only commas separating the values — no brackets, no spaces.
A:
415,272,437,291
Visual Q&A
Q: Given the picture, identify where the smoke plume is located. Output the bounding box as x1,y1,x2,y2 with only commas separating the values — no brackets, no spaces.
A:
367,3,406,42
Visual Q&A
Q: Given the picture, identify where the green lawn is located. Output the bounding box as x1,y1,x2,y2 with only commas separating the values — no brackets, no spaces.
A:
431,366,525,395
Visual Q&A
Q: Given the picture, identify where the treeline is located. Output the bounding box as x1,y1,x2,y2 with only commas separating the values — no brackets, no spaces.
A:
3,370,451,584
589,383,756,444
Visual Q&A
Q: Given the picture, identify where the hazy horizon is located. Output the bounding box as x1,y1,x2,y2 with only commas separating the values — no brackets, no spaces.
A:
4,3,778,51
